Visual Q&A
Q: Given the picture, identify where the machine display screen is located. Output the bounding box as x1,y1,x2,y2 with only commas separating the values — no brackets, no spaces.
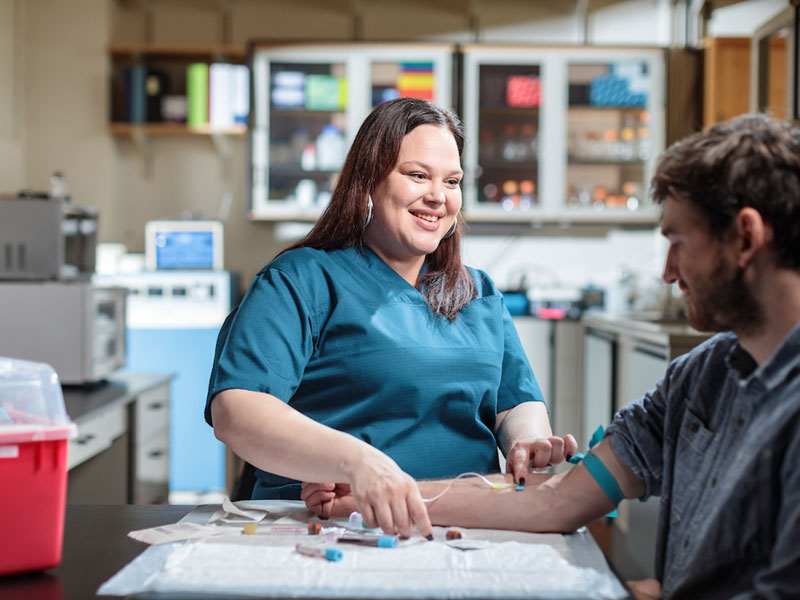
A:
154,231,215,269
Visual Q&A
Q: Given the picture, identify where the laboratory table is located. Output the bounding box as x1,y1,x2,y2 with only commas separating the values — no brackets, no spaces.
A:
0,505,633,600
0,504,191,600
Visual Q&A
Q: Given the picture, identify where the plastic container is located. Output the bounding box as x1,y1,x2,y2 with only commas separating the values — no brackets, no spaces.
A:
315,125,345,170
0,357,77,576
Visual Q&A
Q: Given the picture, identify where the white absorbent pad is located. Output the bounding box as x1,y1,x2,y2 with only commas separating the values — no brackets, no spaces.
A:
98,502,628,599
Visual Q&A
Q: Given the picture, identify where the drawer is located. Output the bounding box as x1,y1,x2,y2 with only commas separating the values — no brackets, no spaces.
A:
67,405,126,470
135,385,170,444
135,430,169,487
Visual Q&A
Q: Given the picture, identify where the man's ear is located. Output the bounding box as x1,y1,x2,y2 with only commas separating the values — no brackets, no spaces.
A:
735,207,771,268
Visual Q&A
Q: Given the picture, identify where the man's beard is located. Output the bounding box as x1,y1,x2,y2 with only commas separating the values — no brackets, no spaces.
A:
686,256,764,335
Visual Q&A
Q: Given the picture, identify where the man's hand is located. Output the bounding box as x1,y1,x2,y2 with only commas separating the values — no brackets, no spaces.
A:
627,578,662,600
505,434,578,482
301,482,356,519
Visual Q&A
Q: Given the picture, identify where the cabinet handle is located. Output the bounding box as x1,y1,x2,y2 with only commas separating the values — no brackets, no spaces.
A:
586,329,617,342
148,449,165,458
633,344,667,360
147,402,164,410
75,434,96,445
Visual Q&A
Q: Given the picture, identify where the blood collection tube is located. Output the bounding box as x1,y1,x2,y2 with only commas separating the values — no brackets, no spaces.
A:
338,532,398,548
295,543,343,562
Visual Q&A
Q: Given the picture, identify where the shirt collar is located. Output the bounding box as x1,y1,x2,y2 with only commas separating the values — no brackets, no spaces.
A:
726,320,800,389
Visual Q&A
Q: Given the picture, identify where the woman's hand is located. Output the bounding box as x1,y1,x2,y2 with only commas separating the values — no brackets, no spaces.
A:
301,482,356,518
505,433,579,482
496,402,579,484
342,447,432,539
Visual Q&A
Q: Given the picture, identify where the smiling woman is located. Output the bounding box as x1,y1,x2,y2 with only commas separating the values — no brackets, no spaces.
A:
204,98,577,539
365,123,463,285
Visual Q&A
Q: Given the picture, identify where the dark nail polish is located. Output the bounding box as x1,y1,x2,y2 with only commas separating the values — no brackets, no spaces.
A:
519,478,526,486
566,454,573,461
426,534,434,541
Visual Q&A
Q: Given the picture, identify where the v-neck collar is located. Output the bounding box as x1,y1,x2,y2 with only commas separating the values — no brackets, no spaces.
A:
346,245,427,295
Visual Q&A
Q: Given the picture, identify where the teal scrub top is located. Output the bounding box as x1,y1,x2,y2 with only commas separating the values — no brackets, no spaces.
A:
205,246,545,499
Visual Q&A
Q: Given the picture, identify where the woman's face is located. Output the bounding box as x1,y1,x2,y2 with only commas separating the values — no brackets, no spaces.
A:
364,124,463,278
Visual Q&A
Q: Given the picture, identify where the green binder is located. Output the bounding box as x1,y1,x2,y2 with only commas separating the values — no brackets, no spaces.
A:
187,63,209,126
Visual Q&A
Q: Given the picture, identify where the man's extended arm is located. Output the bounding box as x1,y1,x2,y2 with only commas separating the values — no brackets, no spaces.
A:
420,439,645,533
303,438,646,534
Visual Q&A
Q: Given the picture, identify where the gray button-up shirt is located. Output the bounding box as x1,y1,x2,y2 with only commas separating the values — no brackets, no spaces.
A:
606,323,800,599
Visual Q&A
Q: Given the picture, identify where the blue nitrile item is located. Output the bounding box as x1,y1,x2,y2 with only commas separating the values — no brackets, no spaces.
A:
377,535,398,548
567,424,618,517
583,451,625,506
502,292,529,316
568,424,605,464
324,547,344,562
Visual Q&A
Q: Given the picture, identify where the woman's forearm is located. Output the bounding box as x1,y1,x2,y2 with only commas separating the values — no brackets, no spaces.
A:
210,388,376,484
495,401,553,456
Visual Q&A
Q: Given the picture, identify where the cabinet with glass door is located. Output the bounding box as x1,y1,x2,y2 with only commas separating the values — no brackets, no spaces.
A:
461,46,665,225
248,43,454,221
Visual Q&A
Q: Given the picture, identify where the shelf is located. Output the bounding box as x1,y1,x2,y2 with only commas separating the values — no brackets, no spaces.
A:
269,109,344,117
108,44,246,60
463,206,660,227
479,107,540,116
567,157,645,166
269,166,340,177
247,206,324,222
479,160,538,169
109,123,247,136
568,105,646,111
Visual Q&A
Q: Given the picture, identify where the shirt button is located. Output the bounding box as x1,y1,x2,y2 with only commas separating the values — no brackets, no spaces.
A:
684,538,690,549
689,422,699,433
736,417,745,427
710,476,717,488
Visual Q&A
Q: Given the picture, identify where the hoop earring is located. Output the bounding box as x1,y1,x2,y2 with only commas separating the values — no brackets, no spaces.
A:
443,214,458,239
365,195,373,228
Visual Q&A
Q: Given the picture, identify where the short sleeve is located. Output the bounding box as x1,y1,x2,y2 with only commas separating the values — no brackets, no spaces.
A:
204,266,315,425
606,371,671,499
496,300,545,413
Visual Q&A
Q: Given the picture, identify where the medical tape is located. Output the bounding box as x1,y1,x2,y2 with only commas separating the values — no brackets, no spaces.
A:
582,451,624,506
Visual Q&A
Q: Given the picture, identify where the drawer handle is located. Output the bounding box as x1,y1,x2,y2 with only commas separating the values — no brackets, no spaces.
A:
147,402,164,410
148,449,165,458
75,434,96,445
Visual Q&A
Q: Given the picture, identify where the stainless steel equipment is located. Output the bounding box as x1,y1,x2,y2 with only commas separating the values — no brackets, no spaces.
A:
0,195,98,280
0,282,126,384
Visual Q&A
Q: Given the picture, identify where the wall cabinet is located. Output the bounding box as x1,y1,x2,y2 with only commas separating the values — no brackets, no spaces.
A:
512,317,582,444
461,46,665,225
248,43,454,221
65,374,171,505
245,43,666,227
703,37,751,128
130,383,170,504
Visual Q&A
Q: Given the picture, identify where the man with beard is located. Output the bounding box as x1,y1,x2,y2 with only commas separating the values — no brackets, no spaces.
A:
302,114,800,600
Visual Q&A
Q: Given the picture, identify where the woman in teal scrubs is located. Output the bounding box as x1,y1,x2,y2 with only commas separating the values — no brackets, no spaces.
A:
206,98,577,539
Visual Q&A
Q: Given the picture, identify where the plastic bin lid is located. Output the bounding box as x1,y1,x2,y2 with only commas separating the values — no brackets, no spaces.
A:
0,357,77,443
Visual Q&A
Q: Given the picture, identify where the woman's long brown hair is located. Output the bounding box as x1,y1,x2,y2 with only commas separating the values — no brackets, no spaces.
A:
281,97,476,321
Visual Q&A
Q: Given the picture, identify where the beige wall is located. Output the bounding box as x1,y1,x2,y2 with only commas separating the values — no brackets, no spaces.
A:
0,0,25,193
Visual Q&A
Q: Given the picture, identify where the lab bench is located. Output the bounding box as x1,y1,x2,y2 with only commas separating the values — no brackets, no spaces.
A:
0,503,633,599
64,372,172,505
